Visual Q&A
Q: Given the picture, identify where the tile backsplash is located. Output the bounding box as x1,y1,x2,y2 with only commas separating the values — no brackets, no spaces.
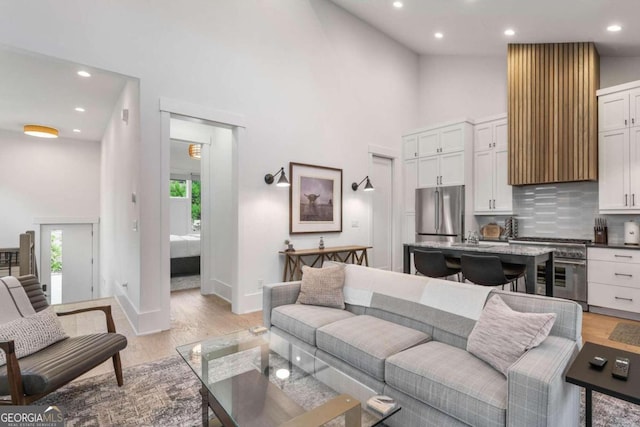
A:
477,181,640,244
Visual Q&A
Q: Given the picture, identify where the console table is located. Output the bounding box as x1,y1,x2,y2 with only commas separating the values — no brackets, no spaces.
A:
279,245,371,281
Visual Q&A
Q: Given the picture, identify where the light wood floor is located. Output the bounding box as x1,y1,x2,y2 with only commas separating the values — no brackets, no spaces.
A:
57,289,640,380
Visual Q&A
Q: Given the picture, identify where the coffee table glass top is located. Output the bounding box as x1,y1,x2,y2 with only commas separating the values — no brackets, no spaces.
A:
176,329,400,426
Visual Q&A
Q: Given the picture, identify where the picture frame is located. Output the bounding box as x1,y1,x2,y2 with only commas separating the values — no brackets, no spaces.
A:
289,162,343,234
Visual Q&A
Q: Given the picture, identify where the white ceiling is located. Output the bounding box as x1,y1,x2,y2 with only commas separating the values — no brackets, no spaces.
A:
0,47,131,142
330,0,640,56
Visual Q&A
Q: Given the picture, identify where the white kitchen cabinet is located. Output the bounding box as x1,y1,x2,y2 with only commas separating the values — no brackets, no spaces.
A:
473,115,513,215
418,152,465,188
588,247,640,317
440,124,465,153
404,159,418,213
598,127,640,213
403,135,418,160
599,88,640,132
417,155,439,187
418,131,439,157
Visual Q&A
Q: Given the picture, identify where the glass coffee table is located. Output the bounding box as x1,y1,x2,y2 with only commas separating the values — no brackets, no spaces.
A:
176,329,400,427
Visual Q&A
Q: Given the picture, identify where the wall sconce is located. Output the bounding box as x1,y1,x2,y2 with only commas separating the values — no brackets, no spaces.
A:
352,176,374,191
264,167,290,187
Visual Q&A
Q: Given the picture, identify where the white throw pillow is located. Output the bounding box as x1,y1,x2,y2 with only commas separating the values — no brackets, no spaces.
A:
466,295,556,376
296,265,346,309
0,306,68,366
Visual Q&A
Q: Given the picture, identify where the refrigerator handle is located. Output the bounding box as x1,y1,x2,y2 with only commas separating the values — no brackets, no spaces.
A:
434,189,440,231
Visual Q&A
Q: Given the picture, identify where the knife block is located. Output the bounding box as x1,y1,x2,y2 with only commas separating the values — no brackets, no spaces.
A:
594,227,608,244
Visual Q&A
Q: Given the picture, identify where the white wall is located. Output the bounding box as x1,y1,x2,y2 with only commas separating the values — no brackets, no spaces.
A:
600,56,640,88
418,55,507,124
170,140,201,177
99,80,141,316
0,0,419,323
0,129,100,248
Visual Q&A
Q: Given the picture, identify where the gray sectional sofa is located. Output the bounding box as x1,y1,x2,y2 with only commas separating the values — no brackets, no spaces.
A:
263,262,583,427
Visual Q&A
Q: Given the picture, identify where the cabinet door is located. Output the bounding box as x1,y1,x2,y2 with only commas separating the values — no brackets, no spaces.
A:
418,156,439,188
440,124,465,153
599,129,630,211
403,135,418,160
418,131,439,157
404,159,418,213
493,148,513,213
440,152,465,186
474,150,494,213
494,119,508,151
631,89,640,128
630,127,640,209
599,92,629,132
474,123,493,152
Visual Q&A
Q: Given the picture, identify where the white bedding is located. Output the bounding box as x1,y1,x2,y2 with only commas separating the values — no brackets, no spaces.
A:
170,234,201,258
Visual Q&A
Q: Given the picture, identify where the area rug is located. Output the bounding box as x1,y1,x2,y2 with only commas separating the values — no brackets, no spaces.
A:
609,322,640,347
36,354,640,427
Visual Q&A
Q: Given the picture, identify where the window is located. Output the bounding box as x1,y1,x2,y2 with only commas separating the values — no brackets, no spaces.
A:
170,179,187,198
191,180,201,231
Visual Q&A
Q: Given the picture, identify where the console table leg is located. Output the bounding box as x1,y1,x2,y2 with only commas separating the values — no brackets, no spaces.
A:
585,388,592,427
201,386,209,427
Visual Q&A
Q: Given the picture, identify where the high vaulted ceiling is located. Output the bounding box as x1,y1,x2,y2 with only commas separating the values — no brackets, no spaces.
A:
331,0,640,56
0,46,131,142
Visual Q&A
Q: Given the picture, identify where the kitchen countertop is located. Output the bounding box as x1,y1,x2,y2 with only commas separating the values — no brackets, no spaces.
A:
589,243,640,251
404,241,555,256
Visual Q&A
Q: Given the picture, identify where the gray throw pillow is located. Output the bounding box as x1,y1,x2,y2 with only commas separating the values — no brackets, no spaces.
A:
296,265,346,309
0,306,68,366
466,295,556,376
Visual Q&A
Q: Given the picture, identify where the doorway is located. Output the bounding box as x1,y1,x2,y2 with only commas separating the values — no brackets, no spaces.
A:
370,155,394,271
40,223,97,304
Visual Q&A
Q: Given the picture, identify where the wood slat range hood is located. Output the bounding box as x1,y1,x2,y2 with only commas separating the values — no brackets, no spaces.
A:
507,42,600,185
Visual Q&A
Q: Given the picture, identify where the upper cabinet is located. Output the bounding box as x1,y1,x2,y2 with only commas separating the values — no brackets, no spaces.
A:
598,81,640,214
473,115,513,215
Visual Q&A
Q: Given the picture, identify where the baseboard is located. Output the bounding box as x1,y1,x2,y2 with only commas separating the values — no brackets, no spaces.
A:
589,305,640,321
114,288,170,336
202,279,232,302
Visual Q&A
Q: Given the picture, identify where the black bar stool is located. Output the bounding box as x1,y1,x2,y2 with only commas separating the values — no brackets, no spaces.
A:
461,254,527,291
414,249,462,281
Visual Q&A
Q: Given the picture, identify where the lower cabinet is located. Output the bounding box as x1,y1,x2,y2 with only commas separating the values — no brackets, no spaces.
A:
588,247,640,317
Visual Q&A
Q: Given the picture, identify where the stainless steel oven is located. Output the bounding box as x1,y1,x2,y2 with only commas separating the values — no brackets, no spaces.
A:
510,237,589,311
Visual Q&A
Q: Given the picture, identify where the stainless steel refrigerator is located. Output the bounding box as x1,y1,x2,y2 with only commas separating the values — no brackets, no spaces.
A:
415,185,465,243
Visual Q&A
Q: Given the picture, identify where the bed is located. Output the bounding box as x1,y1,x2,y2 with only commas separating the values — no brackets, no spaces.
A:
170,234,201,276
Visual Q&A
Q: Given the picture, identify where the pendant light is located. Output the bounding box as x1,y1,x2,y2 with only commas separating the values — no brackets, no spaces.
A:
188,144,201,159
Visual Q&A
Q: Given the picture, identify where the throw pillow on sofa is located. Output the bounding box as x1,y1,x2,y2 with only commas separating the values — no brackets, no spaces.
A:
0,306,68,366
296,265,346,309
466,295,556,376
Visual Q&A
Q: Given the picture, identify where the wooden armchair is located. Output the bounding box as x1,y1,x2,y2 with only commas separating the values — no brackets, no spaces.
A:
0,275,127,405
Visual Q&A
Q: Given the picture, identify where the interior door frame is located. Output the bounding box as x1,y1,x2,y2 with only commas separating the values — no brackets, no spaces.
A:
35,217,99,303
367,145,400,272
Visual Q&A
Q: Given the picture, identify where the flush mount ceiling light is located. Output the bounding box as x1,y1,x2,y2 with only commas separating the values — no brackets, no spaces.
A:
264,166,290,187
77,70,91,77
393,1,403,8
74,107,85,112
73,129,81,133
434,32,444,39
607,24,622,32
24,124,59,138
504,28,515,36
188,144,201,159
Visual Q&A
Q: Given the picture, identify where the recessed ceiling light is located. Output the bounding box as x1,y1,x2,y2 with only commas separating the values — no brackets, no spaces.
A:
393,1,403,8
75,107,85,112
504,28,515,36
77,70,91,77
607,24,622,32
24,124,59,138
434,32,444,39
73,129,81,133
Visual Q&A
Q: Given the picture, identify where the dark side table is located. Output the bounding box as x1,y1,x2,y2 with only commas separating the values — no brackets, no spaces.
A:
565,342,640,427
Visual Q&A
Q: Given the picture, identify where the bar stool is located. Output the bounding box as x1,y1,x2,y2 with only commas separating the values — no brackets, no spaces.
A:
414,249,462,281
461,254,527,291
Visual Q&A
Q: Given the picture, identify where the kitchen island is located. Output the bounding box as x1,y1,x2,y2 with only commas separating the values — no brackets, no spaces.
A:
403,242,555,296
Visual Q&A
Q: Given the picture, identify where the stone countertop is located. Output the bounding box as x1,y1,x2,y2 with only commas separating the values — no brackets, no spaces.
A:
404,241,555,256
589,243,640,251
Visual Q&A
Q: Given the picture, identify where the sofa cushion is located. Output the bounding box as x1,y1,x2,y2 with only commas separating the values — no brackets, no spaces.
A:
386,341,507,427
297,265,346,309
0,333,127,396
0,307,68,367
271,304,354,346
316,315,430,381
467,295,556,376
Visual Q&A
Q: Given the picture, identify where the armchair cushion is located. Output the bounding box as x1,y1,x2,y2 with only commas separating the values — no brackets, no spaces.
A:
0,307,68,366
0,276,36,323
0,333,127,395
